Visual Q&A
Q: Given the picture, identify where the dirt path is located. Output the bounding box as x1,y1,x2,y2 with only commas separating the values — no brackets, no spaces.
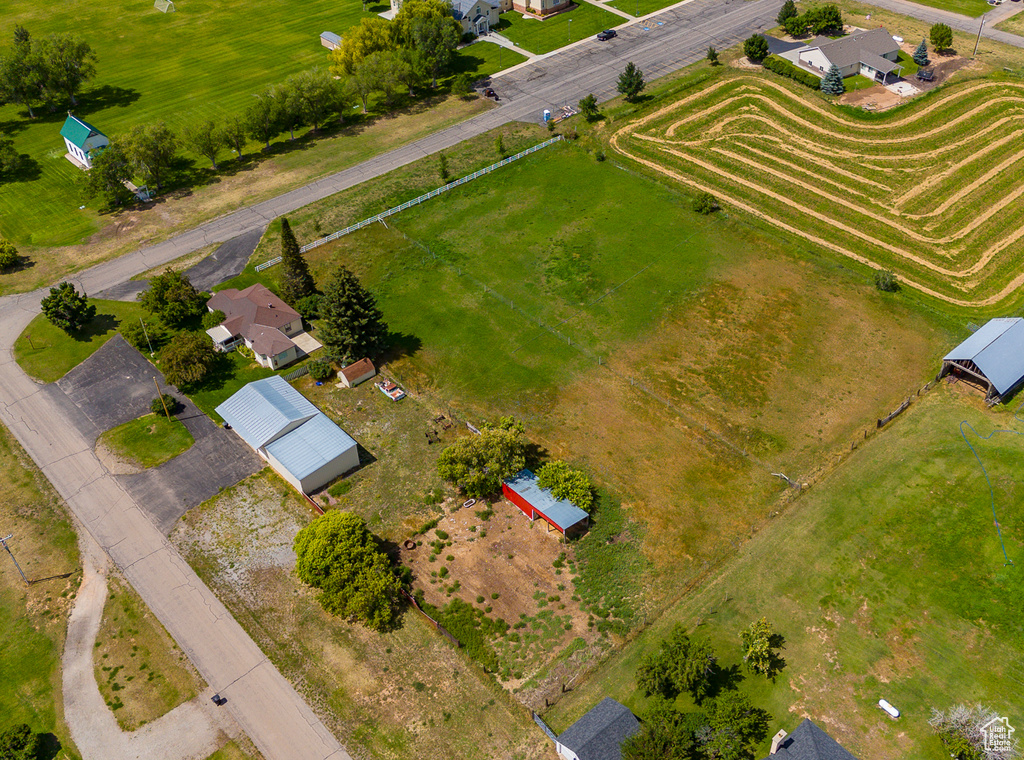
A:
63,530,242,760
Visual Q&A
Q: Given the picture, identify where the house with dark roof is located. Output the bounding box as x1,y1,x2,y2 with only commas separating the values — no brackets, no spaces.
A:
206,284,304,370
941,317,1024,403
216,376,359,494
797,27,902,82
762,718,860,759
60,114,109,169
502,469,589,538
556,698,640,760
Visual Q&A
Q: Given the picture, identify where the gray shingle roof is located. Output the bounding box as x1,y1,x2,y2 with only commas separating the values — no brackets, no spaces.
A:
762,719,860,760
451,0,497,19
557,698,640,760
815,27,898,70
760,34,806,56
944,317,1024,395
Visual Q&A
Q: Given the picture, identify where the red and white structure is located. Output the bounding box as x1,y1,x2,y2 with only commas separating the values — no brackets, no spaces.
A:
502,469,589,537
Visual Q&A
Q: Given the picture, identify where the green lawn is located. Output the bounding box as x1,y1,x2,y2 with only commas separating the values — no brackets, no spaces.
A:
545,391,1024,760
496,4,624,54
97,413,194,468
607,0,678,18
899,0,990,16
14,299,149,383
452,40,529,77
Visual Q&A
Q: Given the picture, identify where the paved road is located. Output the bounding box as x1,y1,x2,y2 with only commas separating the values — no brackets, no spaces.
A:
862,0,1024,48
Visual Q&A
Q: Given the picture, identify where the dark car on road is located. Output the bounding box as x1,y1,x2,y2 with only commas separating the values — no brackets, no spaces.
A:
597,29,617,41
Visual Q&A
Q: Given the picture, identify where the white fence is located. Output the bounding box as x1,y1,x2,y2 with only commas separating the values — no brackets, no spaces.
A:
254,135,565,272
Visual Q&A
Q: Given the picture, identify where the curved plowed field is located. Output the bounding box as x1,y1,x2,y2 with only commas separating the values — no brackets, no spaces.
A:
612,74,1024,307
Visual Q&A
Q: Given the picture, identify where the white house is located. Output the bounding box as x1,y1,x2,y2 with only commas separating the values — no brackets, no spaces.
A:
206,284,304,370
216,376,360,494
797,27,902,81
60,114,109,169
452,0,500,34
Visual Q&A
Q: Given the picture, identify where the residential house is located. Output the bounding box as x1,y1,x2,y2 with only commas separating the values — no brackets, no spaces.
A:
452,0,501,34
762,718,860,759
217,376,360,494
513,0,571,15
555,698,640,760
60,114,109,169
797,27,902,82
206,284,304,370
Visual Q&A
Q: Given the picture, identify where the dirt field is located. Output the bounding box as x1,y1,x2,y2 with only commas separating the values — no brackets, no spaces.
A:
172,472,550,760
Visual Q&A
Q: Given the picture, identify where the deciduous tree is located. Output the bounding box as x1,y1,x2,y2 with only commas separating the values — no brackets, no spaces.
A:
0,723,40,760
437,423,527,498
776,0,798,24
0,139,21,181
0,238,20,272
699,692,771,760
579,93,600,121
743,34,769,63
930,22,953,52
410,14,461,87
159,331,217,387
182,119,225,170
331,17,396,76
139,268,206,326
292,68,339,132
706,46,719,65
617,61,646,102
0,28,46,118
622,702,698,760
222,115,248,159
39,33,97,106
123,122,178,190
81,139,134,208
537,461,594,512
245,90,283,150
41,282,96,333
293,510,402,631
739,617,785,679
272,82,304,140
278,217,316,304
318,264,389,362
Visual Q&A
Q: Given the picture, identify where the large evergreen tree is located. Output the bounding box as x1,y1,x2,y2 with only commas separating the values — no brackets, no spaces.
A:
819,64,845,96
776,0,798,24
318,264,389,362
617,62,646,103
913,38,930,67
278,218,316,305
41,282,96,333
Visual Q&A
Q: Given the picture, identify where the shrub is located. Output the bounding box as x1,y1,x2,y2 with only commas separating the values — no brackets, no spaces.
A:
295,293,322,321
693,192,718,215
150,394,180,417
762,55,821,88
744,34,769,63
874,270,900,292
201,309,225,330
706,46,719,66
159,331,217,387
435,529,449,540
120,319,169,353
307,359,334,381
439,566,449,578
595,150,606,162
0,238,20,271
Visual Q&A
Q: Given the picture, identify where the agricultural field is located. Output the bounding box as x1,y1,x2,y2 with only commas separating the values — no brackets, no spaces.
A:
613,70,1024,308
546,388,1024,760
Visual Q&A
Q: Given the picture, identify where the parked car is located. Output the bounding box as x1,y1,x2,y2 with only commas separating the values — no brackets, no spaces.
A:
916,69,935,82
483,87,499,101
597,29,617,41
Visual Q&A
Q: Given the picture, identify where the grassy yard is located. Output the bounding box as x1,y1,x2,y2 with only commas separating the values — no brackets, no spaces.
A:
898,0,991,17
0,426,81,758
14,299,149,383
994,9,1024,35
496,4,624,54
452,40,529,77
187,351,275,421
96,413,194,469
93,573,205,730
545,389,1024,760
607,0,679,18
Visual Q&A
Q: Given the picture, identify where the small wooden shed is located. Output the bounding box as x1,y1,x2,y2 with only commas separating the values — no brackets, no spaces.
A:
338,358,376,388
320,31,342,50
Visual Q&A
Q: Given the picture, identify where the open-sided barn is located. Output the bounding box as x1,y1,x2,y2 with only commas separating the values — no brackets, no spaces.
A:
941,318,1024,404
502,469,589,537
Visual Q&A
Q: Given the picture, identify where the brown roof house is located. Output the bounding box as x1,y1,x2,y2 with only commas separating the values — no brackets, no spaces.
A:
338,358,376,388
206,284,304,370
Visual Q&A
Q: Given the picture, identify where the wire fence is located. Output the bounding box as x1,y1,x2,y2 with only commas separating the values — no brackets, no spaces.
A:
253,135,565,272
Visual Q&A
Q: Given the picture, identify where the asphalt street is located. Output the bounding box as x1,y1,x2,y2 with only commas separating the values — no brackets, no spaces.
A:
1,0,1018,756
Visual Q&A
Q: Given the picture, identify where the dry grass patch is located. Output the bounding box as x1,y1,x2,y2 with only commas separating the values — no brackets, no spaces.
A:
93,572,204,730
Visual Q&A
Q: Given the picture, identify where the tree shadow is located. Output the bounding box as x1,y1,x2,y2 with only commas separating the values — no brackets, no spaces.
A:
524,441,550,470
37,732,62,760
0,152,41,184
0,117,29,138
381,330,422,362
76,84,142,114
70,312,121,343
706,662,745,699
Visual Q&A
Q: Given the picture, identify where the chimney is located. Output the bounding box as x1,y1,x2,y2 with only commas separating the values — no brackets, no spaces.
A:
770,729,788,755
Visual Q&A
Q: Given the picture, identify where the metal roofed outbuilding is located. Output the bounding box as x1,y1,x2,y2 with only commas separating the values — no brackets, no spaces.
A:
215,375,318,449
941,318,1024,403
502,469,589,537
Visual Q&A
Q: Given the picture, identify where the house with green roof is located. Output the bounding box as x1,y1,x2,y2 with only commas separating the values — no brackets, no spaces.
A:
60,114,109,169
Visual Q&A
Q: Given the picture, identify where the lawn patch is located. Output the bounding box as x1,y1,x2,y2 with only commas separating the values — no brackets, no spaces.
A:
496,5,624,54
93,573,204,730
14,299,149,383
96,413,194,469
186,350,275,421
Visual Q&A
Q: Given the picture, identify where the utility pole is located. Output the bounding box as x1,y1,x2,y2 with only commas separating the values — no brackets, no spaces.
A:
154,376,171,419
1,534,29,584
974,14,986,57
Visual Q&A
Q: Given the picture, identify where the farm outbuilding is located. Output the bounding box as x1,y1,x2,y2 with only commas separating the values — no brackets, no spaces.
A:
320,31,342,50
60,114,109,169
338,358,376,388
940,318,1024,403
555,698,640,760
502,469,589,537
216,376,359,494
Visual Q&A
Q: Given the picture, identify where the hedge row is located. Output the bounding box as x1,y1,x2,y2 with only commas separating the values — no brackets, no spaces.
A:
763,54,822,90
